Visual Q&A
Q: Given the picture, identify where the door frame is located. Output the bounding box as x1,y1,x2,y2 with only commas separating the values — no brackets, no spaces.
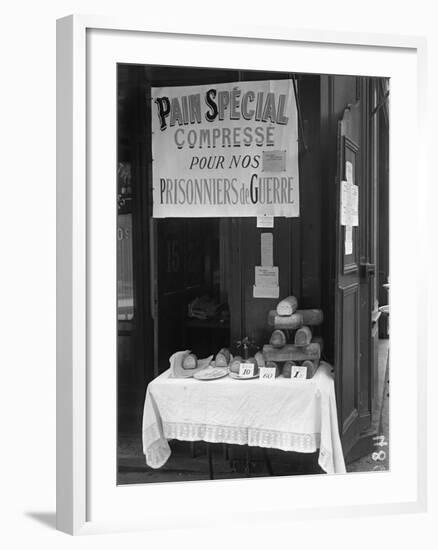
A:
320,75,383,460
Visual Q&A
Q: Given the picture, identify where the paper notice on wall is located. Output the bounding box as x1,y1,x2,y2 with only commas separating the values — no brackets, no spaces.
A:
262,150,286,172
351,184,358,226
254,232,279,298
340,180,359,227
345,225,353,255
340,181,350,225
261,233,273,266
257,216,274,228
346,161,354,184
255,266,279,287
253,285,280,299
253,266,279,298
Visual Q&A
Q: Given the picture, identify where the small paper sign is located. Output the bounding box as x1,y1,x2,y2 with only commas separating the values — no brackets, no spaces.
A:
259,367,276,380
346,160,354,184
262,150,286,172
261,232,273,266
351,185,358,226
253,285,280,298
239,363,255,378
257,216,274,228
340,180,359,227
291,366,307,379
255,266,279,287
345,225,353,255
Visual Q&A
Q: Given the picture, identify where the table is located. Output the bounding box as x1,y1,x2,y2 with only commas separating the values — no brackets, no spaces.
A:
142,361,346,475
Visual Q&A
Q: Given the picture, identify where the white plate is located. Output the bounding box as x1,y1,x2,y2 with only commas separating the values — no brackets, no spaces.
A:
229,372,259,380
193,366,229,380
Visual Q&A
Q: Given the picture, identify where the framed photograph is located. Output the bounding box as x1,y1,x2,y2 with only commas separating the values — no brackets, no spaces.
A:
57,15,427,535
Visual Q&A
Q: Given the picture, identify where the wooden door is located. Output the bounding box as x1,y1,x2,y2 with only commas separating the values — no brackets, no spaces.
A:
334,102,362,456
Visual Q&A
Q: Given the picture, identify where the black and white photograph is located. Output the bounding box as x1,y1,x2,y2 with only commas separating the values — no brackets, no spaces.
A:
1,0,435,543
116,64,390,484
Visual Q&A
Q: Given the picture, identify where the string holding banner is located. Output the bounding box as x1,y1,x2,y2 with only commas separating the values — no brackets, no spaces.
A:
291,75,308,153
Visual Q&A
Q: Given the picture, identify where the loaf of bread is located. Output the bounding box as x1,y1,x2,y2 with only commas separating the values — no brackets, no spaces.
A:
276,296,298,316
295,309,324,326
267,311,303,329
262,342,321,363
229,356,243,374
182,353,198,370
215,348,231,367
282,360,297,378
302,359,319,379
294,326,312,347
254,351,265,369
269,329,287,348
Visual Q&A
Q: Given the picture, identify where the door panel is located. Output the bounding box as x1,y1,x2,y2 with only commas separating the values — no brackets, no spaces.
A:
335,102,362,456
343,142,359,272
340,284,360,445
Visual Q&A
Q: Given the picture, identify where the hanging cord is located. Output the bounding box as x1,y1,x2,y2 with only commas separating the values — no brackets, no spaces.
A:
371,80,390,119
291,75,308,153
371,91,389,118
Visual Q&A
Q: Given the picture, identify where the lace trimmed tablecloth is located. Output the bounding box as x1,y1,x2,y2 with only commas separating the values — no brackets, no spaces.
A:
142,361,346,474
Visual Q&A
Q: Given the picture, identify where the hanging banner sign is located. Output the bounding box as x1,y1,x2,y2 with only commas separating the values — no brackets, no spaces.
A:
151,80,299,218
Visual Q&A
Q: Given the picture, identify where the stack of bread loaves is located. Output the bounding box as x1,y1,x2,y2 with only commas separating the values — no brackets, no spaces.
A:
263,296,324,379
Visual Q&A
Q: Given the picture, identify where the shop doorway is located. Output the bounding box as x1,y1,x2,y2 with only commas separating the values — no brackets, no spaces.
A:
326,78,389,461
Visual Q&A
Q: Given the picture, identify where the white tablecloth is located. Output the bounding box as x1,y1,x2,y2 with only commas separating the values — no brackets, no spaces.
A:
142,361,346,474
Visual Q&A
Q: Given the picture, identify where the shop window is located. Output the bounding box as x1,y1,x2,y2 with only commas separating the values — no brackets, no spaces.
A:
117,162,134,321
156,217,229,371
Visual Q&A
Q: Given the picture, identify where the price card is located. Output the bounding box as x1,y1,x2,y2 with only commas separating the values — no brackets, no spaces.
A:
291,366,307,379
239,363,255,378
259,367,276,381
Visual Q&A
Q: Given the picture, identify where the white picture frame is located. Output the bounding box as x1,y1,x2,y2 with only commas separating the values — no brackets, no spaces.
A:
56,14,427,535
